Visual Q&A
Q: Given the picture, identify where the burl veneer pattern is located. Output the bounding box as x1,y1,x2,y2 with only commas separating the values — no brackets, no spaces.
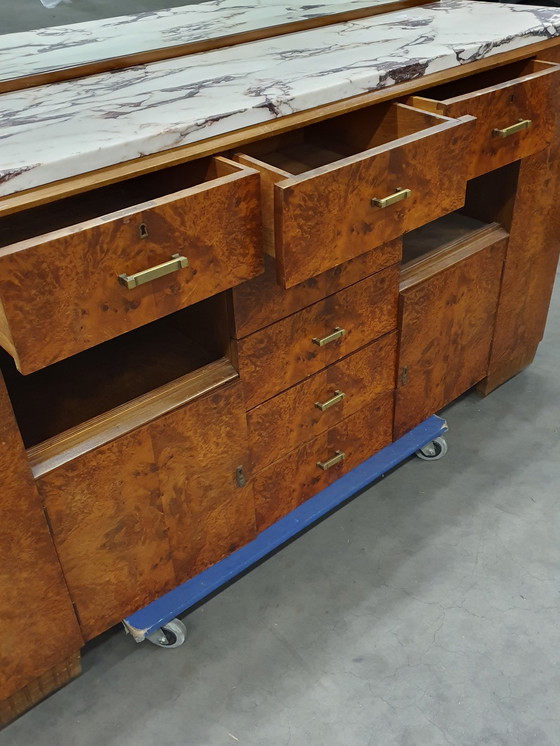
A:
0,376,83,701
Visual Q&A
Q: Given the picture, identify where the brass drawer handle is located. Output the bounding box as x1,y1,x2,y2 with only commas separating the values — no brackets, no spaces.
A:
315,390,346,412
493,119,532,138
312,326,346,347
118,253,188,290
317,450,345,471
371,187,411,209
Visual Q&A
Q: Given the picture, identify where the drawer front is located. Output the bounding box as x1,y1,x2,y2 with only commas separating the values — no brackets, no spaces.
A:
37,381,255,640
0,164,261,374
248,333,397,473
253,392,394,531
412,61,560,180
238,267,398,410
231,241,401,339
394,236,506,439
274,116,473,287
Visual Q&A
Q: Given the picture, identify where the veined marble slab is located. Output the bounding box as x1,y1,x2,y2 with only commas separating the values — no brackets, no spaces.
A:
1,0,560,198
0,0,406,84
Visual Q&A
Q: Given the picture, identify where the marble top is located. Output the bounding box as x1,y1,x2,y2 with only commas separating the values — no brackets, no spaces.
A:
0,0,397,84
1,0,560,199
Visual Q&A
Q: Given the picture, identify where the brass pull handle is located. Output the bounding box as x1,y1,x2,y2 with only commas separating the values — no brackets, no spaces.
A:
493,119,532,138
317,450,345,471
315,390,346,412
312,326,346,347
118,253,188,290
371,187,411,209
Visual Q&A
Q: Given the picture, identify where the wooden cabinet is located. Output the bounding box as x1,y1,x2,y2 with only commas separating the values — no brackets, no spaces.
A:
238,267,399,408
2,38,560,724
236,102,474,287
248,333,397,473
36,379,254,641
253,392,394,531
0,157,261,374
394,219,507,438
411,60,560,179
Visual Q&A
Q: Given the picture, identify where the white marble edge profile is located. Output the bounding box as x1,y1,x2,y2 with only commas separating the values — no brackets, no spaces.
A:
1,0,560,199
0,0,402,83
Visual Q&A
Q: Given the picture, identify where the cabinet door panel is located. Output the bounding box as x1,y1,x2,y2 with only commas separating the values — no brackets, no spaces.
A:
394,240,506,438
39,380,254,639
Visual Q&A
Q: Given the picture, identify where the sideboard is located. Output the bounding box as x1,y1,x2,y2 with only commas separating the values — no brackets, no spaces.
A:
1,0,560,725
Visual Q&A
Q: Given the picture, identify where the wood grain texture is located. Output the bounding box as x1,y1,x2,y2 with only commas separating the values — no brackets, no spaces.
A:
149,382,255,585
0,161,262,373
248,333,397,473
411,60,560,179
0,652,80,727
237,267,399,409
2,40,560,220
0,375,83,702
37,425,176,641
273,109,474,286
477,145,560,394
37,379,254,639
230,242,401,338
28,358,238,479
253,392,394,531
394,237,506,439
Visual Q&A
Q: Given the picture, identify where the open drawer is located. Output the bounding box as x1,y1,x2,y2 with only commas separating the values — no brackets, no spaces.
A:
0,156,261,374
235,102,474,288
409,60,560,180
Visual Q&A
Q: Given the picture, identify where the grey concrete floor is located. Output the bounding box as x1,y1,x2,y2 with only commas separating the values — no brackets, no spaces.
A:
1,270,559,745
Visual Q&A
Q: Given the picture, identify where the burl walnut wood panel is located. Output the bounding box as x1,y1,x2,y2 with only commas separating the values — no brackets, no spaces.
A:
274,114,474,287
238,267,399,410
37,380,254,639
0,652,80,727
394,238,506,439
411,60,560,180
0,164,261,374
38,425,177,640
230,241,401,339
477,143,560,393
253,392,394,531
0,375,83,703
248,333,397,473
148,382,255,585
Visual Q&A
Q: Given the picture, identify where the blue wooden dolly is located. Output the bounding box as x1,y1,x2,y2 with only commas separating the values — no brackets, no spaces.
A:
123,415,448,648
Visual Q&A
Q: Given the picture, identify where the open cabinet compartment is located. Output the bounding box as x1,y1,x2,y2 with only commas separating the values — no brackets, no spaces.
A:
235,101,474,288
0,292,237,472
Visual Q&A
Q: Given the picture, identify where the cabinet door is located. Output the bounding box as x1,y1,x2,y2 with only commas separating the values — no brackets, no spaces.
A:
38,380,254,640
394,237,506,439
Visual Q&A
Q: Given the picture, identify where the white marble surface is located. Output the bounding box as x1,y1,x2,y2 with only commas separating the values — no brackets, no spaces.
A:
0,0,399,83
1,0,560,198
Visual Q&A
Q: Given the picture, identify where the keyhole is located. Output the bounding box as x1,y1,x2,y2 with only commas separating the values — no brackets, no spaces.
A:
138,223,148,239
509,94,515,104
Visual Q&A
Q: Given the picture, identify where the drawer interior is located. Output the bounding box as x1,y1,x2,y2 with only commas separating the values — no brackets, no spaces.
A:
237,102,447,175
0,293,231,449
417,59,550,103
0,156,236,248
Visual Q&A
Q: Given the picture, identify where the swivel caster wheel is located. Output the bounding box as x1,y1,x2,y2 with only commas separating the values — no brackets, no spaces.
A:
146,618,187,648
416,436,448,461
